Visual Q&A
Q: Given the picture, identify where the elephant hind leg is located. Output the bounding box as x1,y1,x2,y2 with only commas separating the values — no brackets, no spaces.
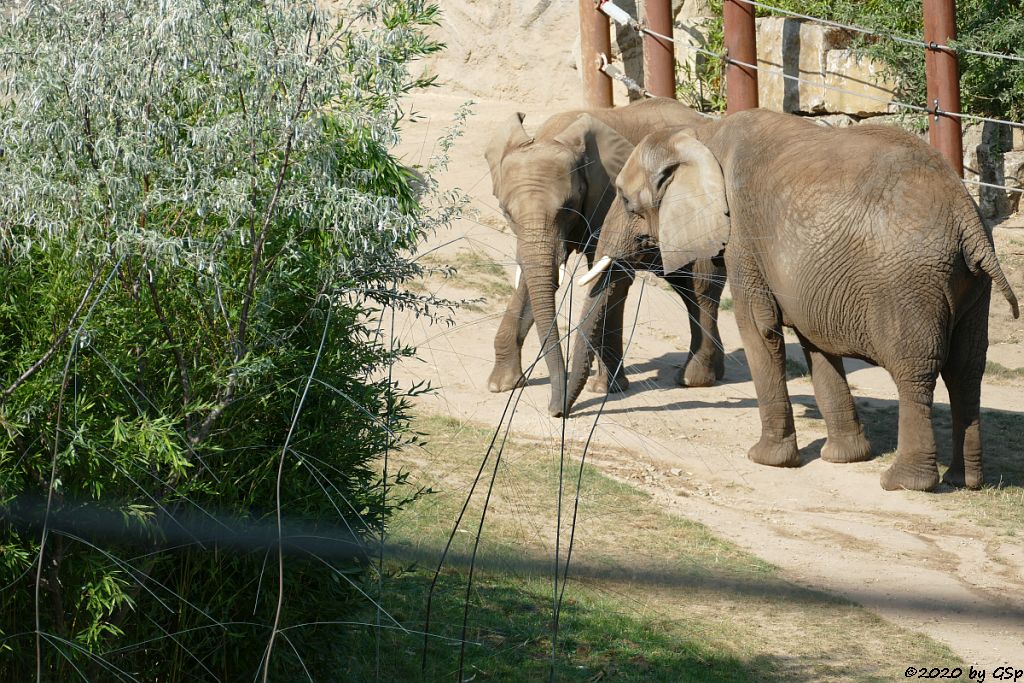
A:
940,301,990,489
880,364,941,492
799,340,873,464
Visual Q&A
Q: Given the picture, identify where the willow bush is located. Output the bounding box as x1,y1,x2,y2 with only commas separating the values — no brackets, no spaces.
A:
0,0,457,679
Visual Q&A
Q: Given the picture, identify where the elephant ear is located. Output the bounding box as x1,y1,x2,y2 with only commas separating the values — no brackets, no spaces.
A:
553,114,634,222
656,128,730,275
484,112,532,196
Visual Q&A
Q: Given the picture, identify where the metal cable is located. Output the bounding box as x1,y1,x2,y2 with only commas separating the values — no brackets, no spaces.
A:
602,2,1024,131
596,4,1024,196
599,53,720,118
742,0,1024,65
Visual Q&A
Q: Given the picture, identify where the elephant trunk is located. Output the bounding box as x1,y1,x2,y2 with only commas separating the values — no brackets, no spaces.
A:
565,229,637,415
564,272,630,412
518,227,569,417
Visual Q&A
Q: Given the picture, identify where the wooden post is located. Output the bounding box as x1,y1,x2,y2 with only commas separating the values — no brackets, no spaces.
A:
723,0,758,113
579,0,613,108
923,0,964,177
642,0,675,98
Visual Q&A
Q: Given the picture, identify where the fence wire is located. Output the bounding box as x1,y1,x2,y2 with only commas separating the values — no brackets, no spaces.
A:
598,2,1024,198
744,0,1024,65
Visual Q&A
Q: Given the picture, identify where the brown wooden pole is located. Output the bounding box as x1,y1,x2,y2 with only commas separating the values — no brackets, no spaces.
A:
642,0,675,98
723,0,758,113
923,0,964,177
579,0,613,108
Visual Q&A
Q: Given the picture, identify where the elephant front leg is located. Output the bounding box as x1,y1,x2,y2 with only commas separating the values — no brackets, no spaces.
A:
667,258,726,388
488,277,533,393
585,272,630,395
731,271,799,468
800,342,872,463
880,370,941,491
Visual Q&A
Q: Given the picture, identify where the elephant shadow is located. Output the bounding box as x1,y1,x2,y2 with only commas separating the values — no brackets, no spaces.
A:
614,347,754,388
845,396,1024,490
570,344,1024,489
573,341,805,408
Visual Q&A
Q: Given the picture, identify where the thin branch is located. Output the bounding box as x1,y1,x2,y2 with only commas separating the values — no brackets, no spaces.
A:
259,304,332,683
144,268,194,422
1,263,104,403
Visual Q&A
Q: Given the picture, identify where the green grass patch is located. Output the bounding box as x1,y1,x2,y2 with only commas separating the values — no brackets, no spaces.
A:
343,414,961,681
718,296,733,311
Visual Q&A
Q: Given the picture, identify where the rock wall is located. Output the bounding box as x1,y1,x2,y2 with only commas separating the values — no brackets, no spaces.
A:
673,6,1022,221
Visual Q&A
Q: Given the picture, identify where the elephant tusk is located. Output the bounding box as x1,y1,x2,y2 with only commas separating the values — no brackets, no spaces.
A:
559,263,566,287
514,265,522,289
577,256,612,287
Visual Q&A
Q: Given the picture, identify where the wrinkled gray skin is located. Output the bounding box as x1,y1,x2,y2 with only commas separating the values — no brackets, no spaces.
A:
564,197,725,414
485,98,725,417
606,109,1019,492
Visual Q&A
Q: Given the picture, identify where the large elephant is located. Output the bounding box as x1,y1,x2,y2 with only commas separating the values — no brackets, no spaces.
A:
485,97,725,416
577,108,1019,492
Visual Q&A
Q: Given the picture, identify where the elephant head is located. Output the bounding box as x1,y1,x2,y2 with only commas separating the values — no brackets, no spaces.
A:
485,111,634,416
577,126,730,285
564,126,728,413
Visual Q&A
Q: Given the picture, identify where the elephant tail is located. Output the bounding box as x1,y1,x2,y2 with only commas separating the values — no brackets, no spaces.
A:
964,233,1019,319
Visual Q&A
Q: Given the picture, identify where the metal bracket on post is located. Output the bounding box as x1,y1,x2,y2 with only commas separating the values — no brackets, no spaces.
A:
722,0,758,113
580,0,614,107
923,0,964,177
641,0,676,99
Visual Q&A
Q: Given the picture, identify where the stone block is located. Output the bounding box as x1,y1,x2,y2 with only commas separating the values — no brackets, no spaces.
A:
964,121,1014,219
674,17,714,83
813,114,859,128
756,17,851,114
823,49,898,116
674,0,716,20
1013,126,1024,151
1002,151,1024,215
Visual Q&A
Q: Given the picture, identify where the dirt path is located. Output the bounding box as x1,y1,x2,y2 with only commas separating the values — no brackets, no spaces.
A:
391,92,1024,667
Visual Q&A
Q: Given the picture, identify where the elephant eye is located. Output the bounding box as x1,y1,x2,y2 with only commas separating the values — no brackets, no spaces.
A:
621,196,638,218
655,164,677,194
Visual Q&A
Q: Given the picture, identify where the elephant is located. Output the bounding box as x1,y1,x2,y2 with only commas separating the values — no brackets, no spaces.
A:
575,108,1019,492
484,97,726,417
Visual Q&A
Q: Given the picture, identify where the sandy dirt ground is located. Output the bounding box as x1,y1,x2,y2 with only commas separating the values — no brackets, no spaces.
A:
387,5,1024,666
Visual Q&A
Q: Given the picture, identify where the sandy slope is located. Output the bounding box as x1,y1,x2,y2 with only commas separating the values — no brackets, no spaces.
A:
391,7,1024,661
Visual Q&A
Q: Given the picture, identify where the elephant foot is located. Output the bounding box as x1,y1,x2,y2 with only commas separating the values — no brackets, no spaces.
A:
941,466,982,490
747,434,800,468
586,371,629,395
488,363,525,393
880,457,940,492
680,357,718,388
549,394,566,418
820,432,873,464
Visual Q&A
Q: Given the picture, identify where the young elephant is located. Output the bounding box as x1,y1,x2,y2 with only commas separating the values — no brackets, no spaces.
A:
484,98,726,417
579,108,1019,492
